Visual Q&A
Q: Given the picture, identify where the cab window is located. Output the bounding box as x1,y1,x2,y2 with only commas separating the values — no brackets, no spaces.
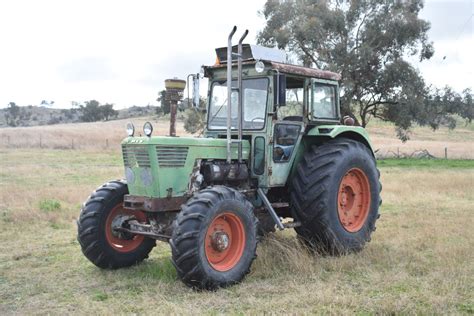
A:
312,83,337,119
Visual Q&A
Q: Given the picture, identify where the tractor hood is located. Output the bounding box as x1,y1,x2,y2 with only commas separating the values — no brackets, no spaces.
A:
121,136,250,198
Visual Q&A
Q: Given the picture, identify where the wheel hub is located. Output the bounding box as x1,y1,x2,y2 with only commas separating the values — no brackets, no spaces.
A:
210,231,230,252
205,212,246,272
337,168,371,232
111,214,134,239
104,204,147,253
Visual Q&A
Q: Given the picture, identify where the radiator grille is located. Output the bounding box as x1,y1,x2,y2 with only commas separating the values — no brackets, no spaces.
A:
156,146,189,168
122,145,151,168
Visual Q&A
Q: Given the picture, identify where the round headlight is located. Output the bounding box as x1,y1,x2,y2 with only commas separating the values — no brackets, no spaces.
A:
255,60,265,73
143,122,153,137
126,122,134,136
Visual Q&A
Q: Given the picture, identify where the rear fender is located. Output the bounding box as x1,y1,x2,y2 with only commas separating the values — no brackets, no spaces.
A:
289,125,374,180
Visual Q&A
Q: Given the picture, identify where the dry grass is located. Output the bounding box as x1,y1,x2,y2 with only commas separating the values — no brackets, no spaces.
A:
0,146,473,314
368,119,474,159
0,117,189,151
0,116,473,158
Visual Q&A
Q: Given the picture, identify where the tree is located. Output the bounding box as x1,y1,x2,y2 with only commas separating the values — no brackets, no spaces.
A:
258,0,472,140
5,102,20,127
183,97,207,134
156,90,170,115
101,103,118,121
79,100,102,122
79,100,118,122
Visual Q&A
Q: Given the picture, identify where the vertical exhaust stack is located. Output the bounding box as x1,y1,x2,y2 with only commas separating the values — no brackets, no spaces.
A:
226,26,248,163
237,30,248,163
226,26,237,163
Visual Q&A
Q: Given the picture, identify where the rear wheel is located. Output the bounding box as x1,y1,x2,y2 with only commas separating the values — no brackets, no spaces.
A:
77,180,155,269
170,186,258,290
291,138,381,254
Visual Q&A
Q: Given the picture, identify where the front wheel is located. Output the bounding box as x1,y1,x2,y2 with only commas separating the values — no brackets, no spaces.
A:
170,186,258,290
77,180,155,269
291,138,381,255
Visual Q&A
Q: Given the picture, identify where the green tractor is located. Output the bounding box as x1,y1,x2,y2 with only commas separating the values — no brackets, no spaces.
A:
77,26,381,290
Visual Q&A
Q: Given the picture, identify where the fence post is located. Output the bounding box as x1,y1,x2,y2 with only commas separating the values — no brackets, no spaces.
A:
445,147,448,159
106,139,109,148
397,147,400,158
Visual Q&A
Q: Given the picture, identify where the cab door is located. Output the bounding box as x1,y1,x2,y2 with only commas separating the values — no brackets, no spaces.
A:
268,121,304,186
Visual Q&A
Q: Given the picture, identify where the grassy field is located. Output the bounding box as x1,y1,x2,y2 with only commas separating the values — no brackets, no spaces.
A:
0,120,473,314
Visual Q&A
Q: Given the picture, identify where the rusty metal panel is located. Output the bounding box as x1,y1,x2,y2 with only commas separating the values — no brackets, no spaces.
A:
270,62,341,81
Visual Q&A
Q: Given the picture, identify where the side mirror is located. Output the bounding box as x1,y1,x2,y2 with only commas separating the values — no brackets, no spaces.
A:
273,74,286,106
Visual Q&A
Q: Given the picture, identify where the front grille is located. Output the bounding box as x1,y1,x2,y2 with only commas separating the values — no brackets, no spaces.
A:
122,145,151,168
156,146,189,168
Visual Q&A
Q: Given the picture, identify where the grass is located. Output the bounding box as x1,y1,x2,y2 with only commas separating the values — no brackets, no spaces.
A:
377,158,474,169
0,119,473,314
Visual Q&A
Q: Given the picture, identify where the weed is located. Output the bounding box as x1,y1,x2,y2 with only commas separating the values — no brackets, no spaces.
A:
38,199,61,212
92,290,108,302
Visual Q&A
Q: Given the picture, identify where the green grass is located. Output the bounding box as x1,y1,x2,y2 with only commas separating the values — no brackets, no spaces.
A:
38,199,62,212
377,158,474,169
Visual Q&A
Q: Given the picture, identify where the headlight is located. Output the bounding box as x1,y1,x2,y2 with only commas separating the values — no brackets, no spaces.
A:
255,60,265,73
126,122,134,136
143,122,153,137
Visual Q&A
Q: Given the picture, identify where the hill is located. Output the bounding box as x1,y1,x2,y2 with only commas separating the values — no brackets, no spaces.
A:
0,105,158,128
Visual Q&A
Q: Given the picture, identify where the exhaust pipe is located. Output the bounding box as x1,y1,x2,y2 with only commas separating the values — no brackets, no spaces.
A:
237,29,248,163
226,26,248,163
226,26,237,163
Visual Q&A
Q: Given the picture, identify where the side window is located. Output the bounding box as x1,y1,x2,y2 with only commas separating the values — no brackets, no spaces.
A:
276,77,305,121
253,137,265,175
273,124,301,162
312,84,337,119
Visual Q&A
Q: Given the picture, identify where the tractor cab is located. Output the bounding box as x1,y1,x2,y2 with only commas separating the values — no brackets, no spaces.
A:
198,39,347,187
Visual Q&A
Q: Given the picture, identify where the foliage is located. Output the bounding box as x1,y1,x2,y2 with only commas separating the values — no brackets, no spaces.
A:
258,0,473,140
183,97,207,134
38,199,62,212
156,90,170,115
4,102,20,126
4,102,32,127
101,103,118,121
79,100,118,122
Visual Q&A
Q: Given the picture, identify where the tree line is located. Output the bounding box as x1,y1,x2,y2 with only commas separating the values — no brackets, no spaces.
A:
3,100,118,127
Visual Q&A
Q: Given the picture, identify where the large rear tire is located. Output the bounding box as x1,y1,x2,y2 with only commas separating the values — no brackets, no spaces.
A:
170,186,258,290
77,180,155,269
291,138,381,255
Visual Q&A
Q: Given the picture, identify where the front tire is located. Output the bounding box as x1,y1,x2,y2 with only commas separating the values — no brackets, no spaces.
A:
291,138,381,254
77,180,155,269
170,186,258,290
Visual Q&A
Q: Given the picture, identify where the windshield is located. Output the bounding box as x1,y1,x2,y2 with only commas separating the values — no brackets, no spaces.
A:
208,78,268,130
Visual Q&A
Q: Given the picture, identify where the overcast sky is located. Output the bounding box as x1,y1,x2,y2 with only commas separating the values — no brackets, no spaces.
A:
0,0,472,109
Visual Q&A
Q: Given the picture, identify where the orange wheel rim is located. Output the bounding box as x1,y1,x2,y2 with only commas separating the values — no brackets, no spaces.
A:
205,212,246,272
105,204,146,253
337,168,371,232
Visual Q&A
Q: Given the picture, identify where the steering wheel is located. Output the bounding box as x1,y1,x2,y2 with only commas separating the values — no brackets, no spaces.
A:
250,117,265,129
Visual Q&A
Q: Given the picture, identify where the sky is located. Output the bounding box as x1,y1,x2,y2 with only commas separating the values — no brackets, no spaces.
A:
0,0,472,109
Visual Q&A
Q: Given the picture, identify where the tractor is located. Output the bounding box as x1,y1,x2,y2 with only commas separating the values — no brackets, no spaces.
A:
77,26,381,290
